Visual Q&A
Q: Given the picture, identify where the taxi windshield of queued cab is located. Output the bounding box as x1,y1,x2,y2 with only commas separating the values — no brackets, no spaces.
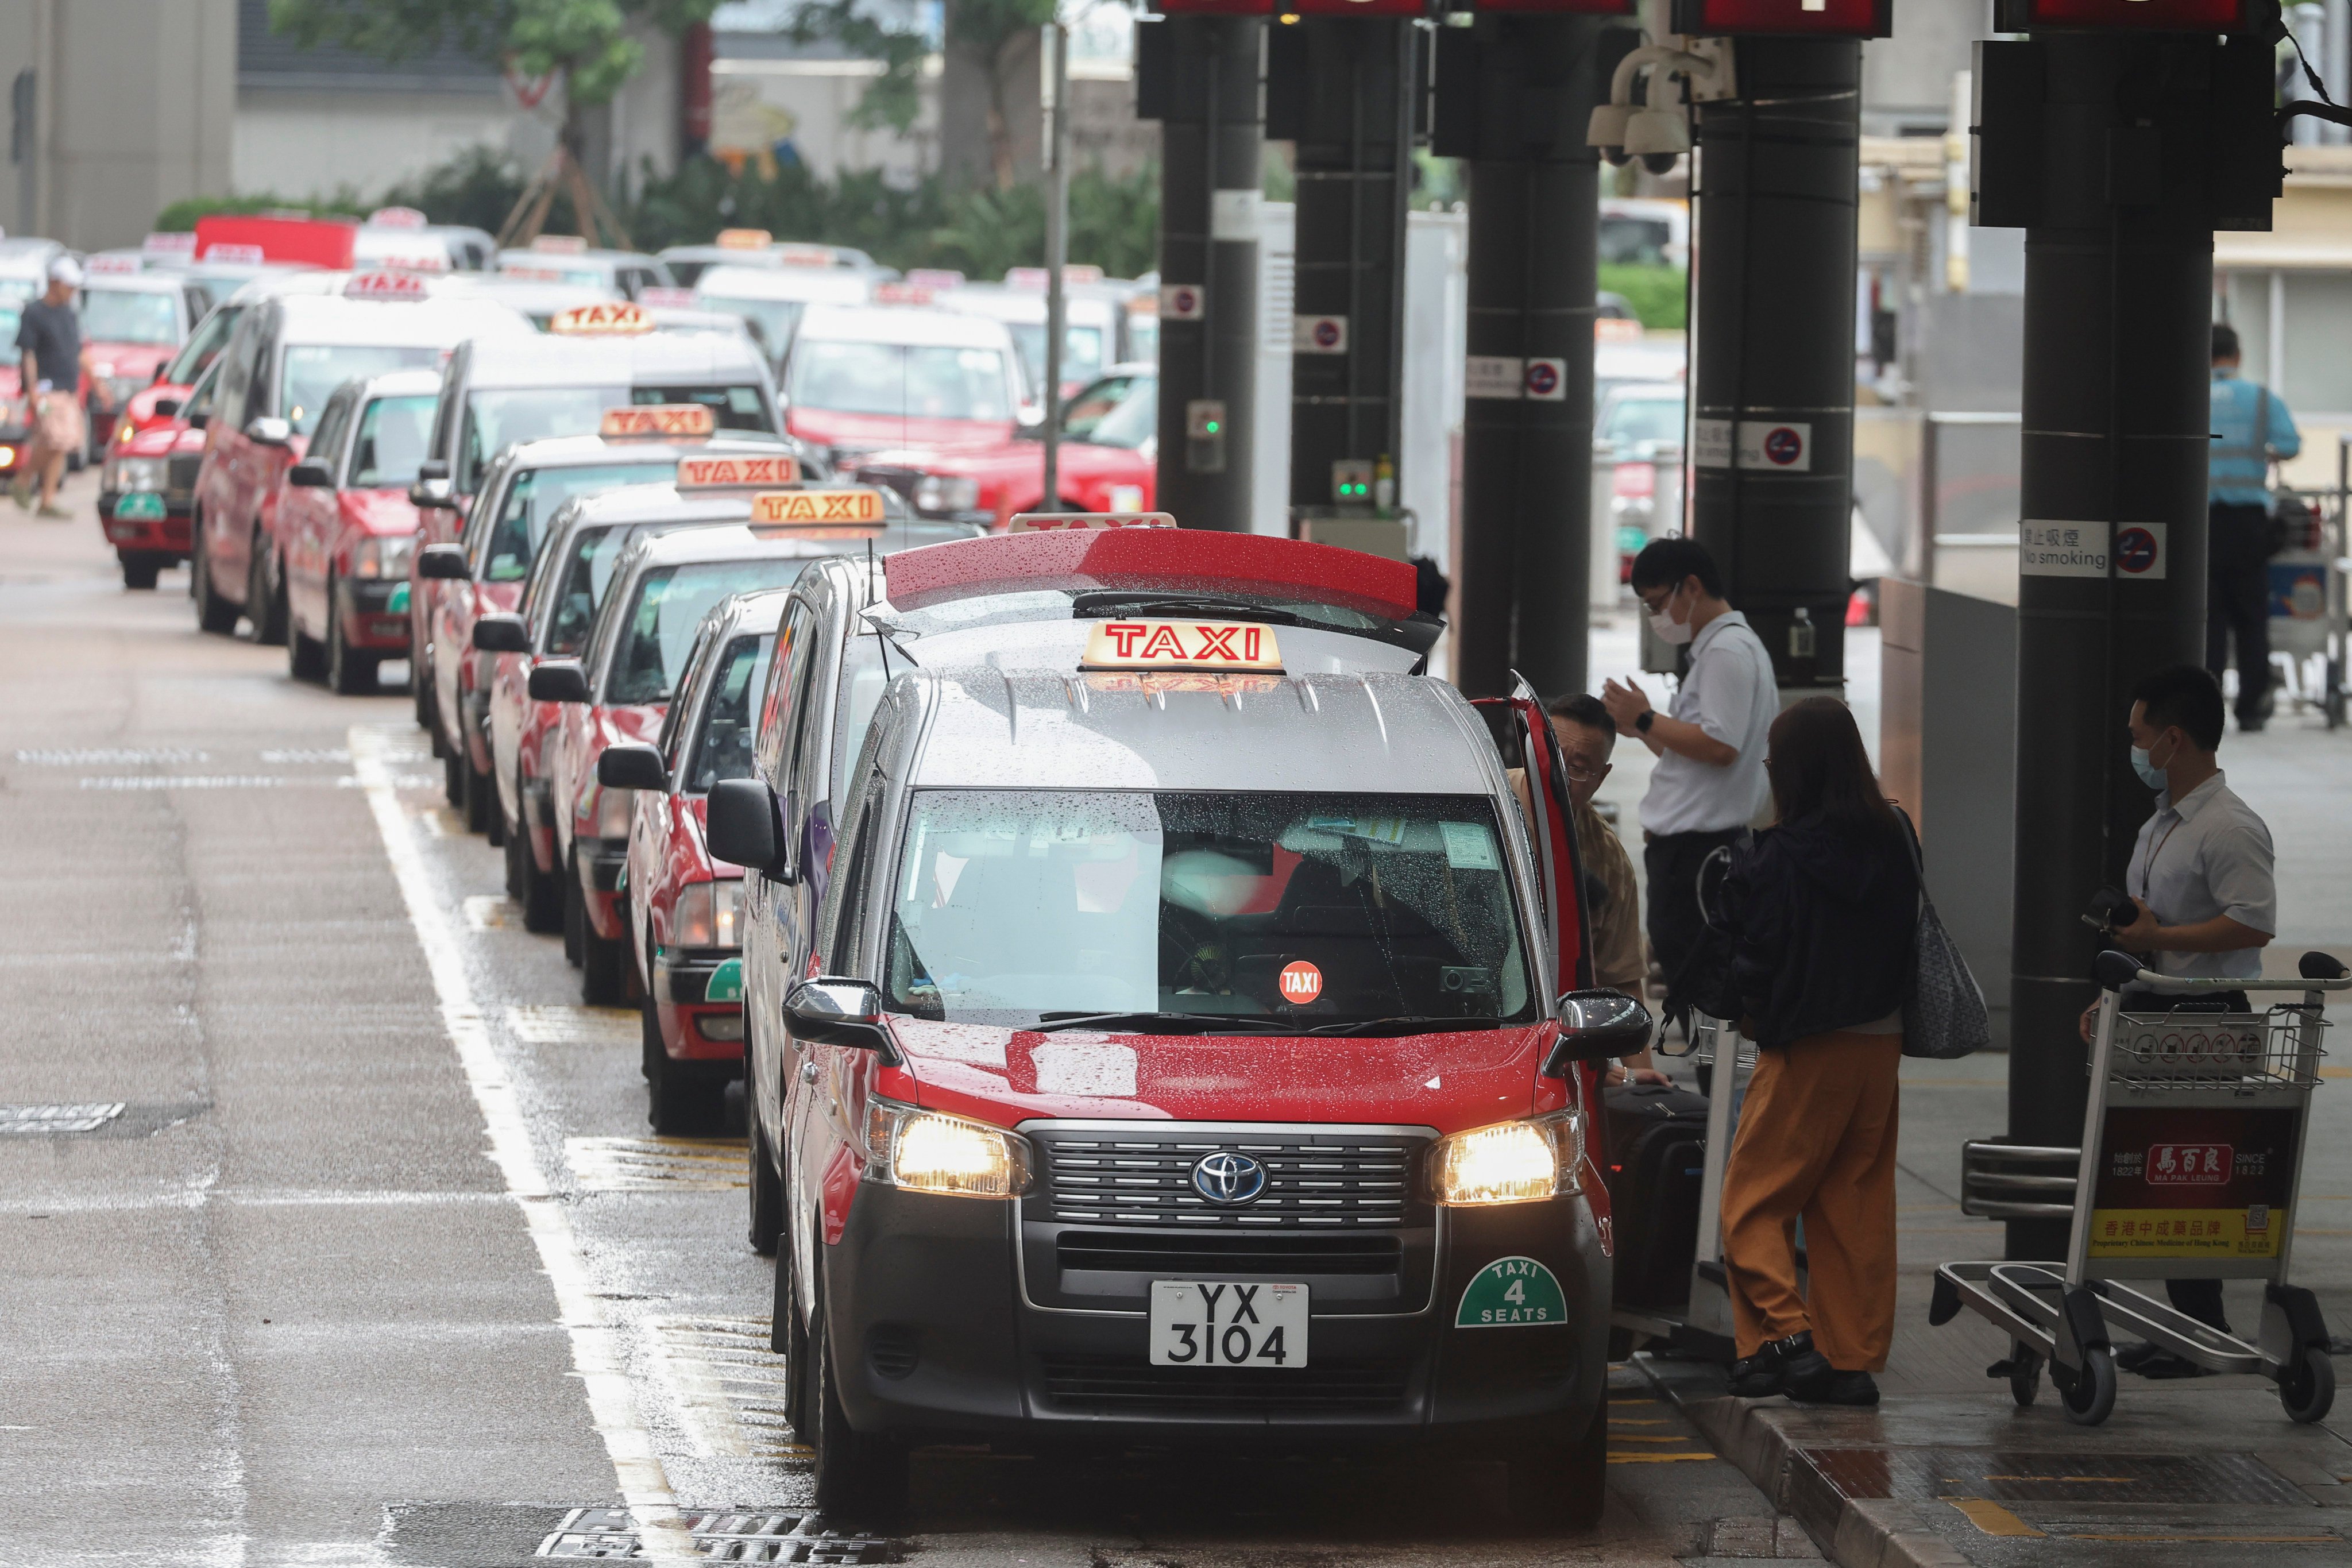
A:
701,513,1643,1524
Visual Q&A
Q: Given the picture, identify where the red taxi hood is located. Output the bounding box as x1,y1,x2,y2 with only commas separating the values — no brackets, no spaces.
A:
342,488,422,536
128,381,188,428
593,703,665,752
892,1019,1561,1131
683,795,739,876
787,406,1015,454
88,343,175,381
123,422,189,458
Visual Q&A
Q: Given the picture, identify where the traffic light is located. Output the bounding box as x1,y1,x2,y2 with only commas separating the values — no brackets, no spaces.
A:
1187,399,1228,474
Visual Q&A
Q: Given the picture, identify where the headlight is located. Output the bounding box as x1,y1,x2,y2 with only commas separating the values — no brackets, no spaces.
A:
671,879,741,948
591,784,635,841
864,1097,1032,1198
1427,1110,1584,1206
912,473,978,514
111,455,167,492
353,534,416,581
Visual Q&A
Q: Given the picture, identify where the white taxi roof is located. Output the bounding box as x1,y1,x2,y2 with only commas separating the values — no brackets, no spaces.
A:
458,331,770,389
793,302,1017,353
500,431,791,473
82,272,186,296
694,264,871,306
939,283,1115,327
902,667,1498,796
271,292,534,346
353,367,447,401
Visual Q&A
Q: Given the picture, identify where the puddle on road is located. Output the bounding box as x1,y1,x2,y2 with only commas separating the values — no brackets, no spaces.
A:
646,1316,809,1465
510,1005,642,1047
566,1136,748,1192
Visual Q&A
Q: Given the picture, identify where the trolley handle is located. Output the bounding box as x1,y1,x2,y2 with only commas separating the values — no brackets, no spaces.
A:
2094,948,2352,996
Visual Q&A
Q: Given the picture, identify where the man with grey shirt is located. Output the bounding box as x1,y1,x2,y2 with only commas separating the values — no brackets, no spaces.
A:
2084,663,2274,1377
12,255,90,519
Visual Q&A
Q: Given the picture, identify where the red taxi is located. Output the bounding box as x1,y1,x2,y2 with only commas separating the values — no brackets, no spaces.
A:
601,588,790,1131
858,367,1155,531
78,268,208,459
412,430,807,835
191,275,530,643
781,302,1030,470
278,368,441,692
97,365,213,590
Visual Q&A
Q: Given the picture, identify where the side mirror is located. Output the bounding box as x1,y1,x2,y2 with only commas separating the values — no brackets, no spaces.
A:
288,461,333,489
471,612,528,652
1541,988,1654,1076
245,415,292,447
528,661,589,704
186,406,209,430
418,543,470,581
408,457,455,511
707,777,794,879
598,742,668,793
152,396,181,419
785,977,895,1055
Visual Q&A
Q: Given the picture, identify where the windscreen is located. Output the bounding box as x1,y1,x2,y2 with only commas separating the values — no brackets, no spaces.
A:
831,634,891,808
462,387,621,491
163,304,240,384
82,289,179,345
1125,312,1158,364
1080,377,1154,449
484,461,677,584
605,559,812,705
685,633,777,793
280,344,442,434
883,790,1535,1028
349,393,438,488
545,525,629,656
1598,214,1675,267
633,383,772,432
701,296,804,361
788,342,1012,422
1601,395,1684,447
1007,322,1106,397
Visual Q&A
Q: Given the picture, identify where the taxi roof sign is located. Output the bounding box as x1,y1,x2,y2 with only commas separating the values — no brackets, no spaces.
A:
750,488,887,526
873,282,935,306
778,243,837,268
346,270,432,302
531,234,589,254
717,227,773,249
203,242,267,265
142,231,198,257
1008,511,1177,533
601,404,716,439
1082,619,1283,673
367,206,428,229
550,302,655,337
88,253,142,276
677,453,801,489
637,286,697,308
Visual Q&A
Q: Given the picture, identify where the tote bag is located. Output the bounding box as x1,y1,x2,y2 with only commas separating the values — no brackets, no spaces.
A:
1896,809,1990,1059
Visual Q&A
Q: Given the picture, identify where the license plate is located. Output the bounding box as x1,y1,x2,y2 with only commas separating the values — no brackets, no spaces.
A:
115,491,166,521
1148,1280,1309,1368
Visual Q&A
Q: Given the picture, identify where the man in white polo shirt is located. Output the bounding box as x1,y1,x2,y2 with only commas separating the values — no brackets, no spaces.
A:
2086,662,2274,1377
1600,537,1777,1026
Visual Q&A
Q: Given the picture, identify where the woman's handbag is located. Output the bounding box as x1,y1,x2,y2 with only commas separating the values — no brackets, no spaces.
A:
1895,810,1990,1059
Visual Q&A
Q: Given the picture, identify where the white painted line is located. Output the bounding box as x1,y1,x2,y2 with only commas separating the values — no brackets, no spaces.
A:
351,725,692,1550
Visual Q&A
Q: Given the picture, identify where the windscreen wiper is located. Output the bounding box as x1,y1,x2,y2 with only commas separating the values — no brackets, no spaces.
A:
1031,1010,1290,1034
1304,1015,1507,1037
1068,592,1302,626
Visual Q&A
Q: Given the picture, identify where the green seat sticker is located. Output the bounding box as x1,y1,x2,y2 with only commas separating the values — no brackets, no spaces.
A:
707,956,744,1005
386,581,410,615
115,491,166,521
1455,1256,1567,1328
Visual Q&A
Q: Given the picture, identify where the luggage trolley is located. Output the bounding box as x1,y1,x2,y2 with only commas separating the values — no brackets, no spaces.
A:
1930,949,2352,1426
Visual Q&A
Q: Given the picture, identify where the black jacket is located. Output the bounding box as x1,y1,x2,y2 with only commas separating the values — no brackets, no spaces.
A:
1720,808,1919,1049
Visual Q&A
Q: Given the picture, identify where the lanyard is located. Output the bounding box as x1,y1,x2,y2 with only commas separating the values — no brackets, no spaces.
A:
2135,813,2185,909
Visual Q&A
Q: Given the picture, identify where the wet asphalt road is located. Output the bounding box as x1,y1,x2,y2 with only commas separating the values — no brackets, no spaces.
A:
0,485,1806,1567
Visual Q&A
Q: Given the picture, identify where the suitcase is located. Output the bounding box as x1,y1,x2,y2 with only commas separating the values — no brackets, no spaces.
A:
1602,1080,1709,1310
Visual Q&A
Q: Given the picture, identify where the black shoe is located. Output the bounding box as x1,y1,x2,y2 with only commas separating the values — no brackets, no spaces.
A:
2112,1339,2164,1372
2134,1351,2213,1380
1729,1330,1830,1399
1792,1369,1879,1407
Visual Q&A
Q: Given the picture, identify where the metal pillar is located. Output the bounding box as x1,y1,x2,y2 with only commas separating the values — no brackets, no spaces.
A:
1274,18,1416,524
1439,16,1608,701
1975,28,2280,1260
1146,15,1263,532
1687,37,1860,697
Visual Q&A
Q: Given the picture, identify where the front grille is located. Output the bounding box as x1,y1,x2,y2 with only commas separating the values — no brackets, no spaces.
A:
1037,1352,1411,1415
165,453,201,502
1057,1229,1401,1277
1033,1129,1428,1228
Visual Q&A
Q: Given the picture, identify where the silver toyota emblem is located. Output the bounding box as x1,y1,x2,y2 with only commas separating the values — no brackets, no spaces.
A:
1191,1150,1267,1205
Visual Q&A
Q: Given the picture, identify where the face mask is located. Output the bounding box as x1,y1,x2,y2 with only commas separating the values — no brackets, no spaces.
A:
1648,586,1694,646
2130,732,2173,790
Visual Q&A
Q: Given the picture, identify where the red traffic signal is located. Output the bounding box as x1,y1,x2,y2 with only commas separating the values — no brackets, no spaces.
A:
1672,0,1891,33
1994,0,2253,28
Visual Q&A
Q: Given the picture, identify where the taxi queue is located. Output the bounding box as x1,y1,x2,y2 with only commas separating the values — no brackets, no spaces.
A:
78,213,1645,1532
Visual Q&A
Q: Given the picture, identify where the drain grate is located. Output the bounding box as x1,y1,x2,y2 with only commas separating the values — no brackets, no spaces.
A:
510,1006,642,1047
0,1103,125,1134
566,1137,748,1192
538,1508,893,1562
1804,1447,2311,1507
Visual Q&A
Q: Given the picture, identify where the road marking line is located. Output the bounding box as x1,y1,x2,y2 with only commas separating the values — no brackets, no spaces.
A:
353,725,689,1549
1941,1497,2045,1537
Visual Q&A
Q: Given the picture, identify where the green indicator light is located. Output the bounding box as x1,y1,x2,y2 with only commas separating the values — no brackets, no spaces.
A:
1204,420,1219,434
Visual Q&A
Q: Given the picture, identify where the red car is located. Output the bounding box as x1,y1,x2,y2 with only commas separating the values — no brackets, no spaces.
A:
78,271,208,461
96,396,208,589
857,365,1156,531
781,302,1032,469
277,368,441,692
602,587,788,1131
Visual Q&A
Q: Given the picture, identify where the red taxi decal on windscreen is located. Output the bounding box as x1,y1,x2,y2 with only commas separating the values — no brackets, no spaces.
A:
601,404,715,439
1082,620,1283,671
552,302,655,337
749,488,887,526
1009,511,1176,533
1279,961,1323,1005
677,453,800,489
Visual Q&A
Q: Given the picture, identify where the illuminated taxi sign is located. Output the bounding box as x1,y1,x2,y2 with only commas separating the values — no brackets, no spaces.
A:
549,302,655,336
202,242,266,265
1008,511,1177,533
345,270,431,302
531,234,589,254
88,253,142,275
601,404,716,439
1082,620,1283,672
872,282,934,306
368,206,428,229
749,488,887,525
142,231,198,258
777,243,836,267
677,453,801,489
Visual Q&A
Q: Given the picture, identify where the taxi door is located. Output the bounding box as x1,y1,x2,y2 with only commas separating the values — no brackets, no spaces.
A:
743,594,824,1146
280,388,356,643
195,312,268,593
432,468,501,769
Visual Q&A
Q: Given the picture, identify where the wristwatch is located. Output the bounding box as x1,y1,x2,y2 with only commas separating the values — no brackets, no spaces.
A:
1635,710,1655,734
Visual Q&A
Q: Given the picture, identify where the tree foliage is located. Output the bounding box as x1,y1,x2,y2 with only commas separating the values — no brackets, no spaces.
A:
265,0,723,111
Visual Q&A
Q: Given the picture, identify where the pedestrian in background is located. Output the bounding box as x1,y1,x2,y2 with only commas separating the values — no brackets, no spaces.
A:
1600,536,1775,1032
1546,692,1667,1086
2206,322,2299,732
11,255,89,520
1716,698,1919,1407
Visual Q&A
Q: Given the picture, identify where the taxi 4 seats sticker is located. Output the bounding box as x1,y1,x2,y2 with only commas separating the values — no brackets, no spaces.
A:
1457,1256,1567,1328
706,956,744,1005
2089,1106,2299,1260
